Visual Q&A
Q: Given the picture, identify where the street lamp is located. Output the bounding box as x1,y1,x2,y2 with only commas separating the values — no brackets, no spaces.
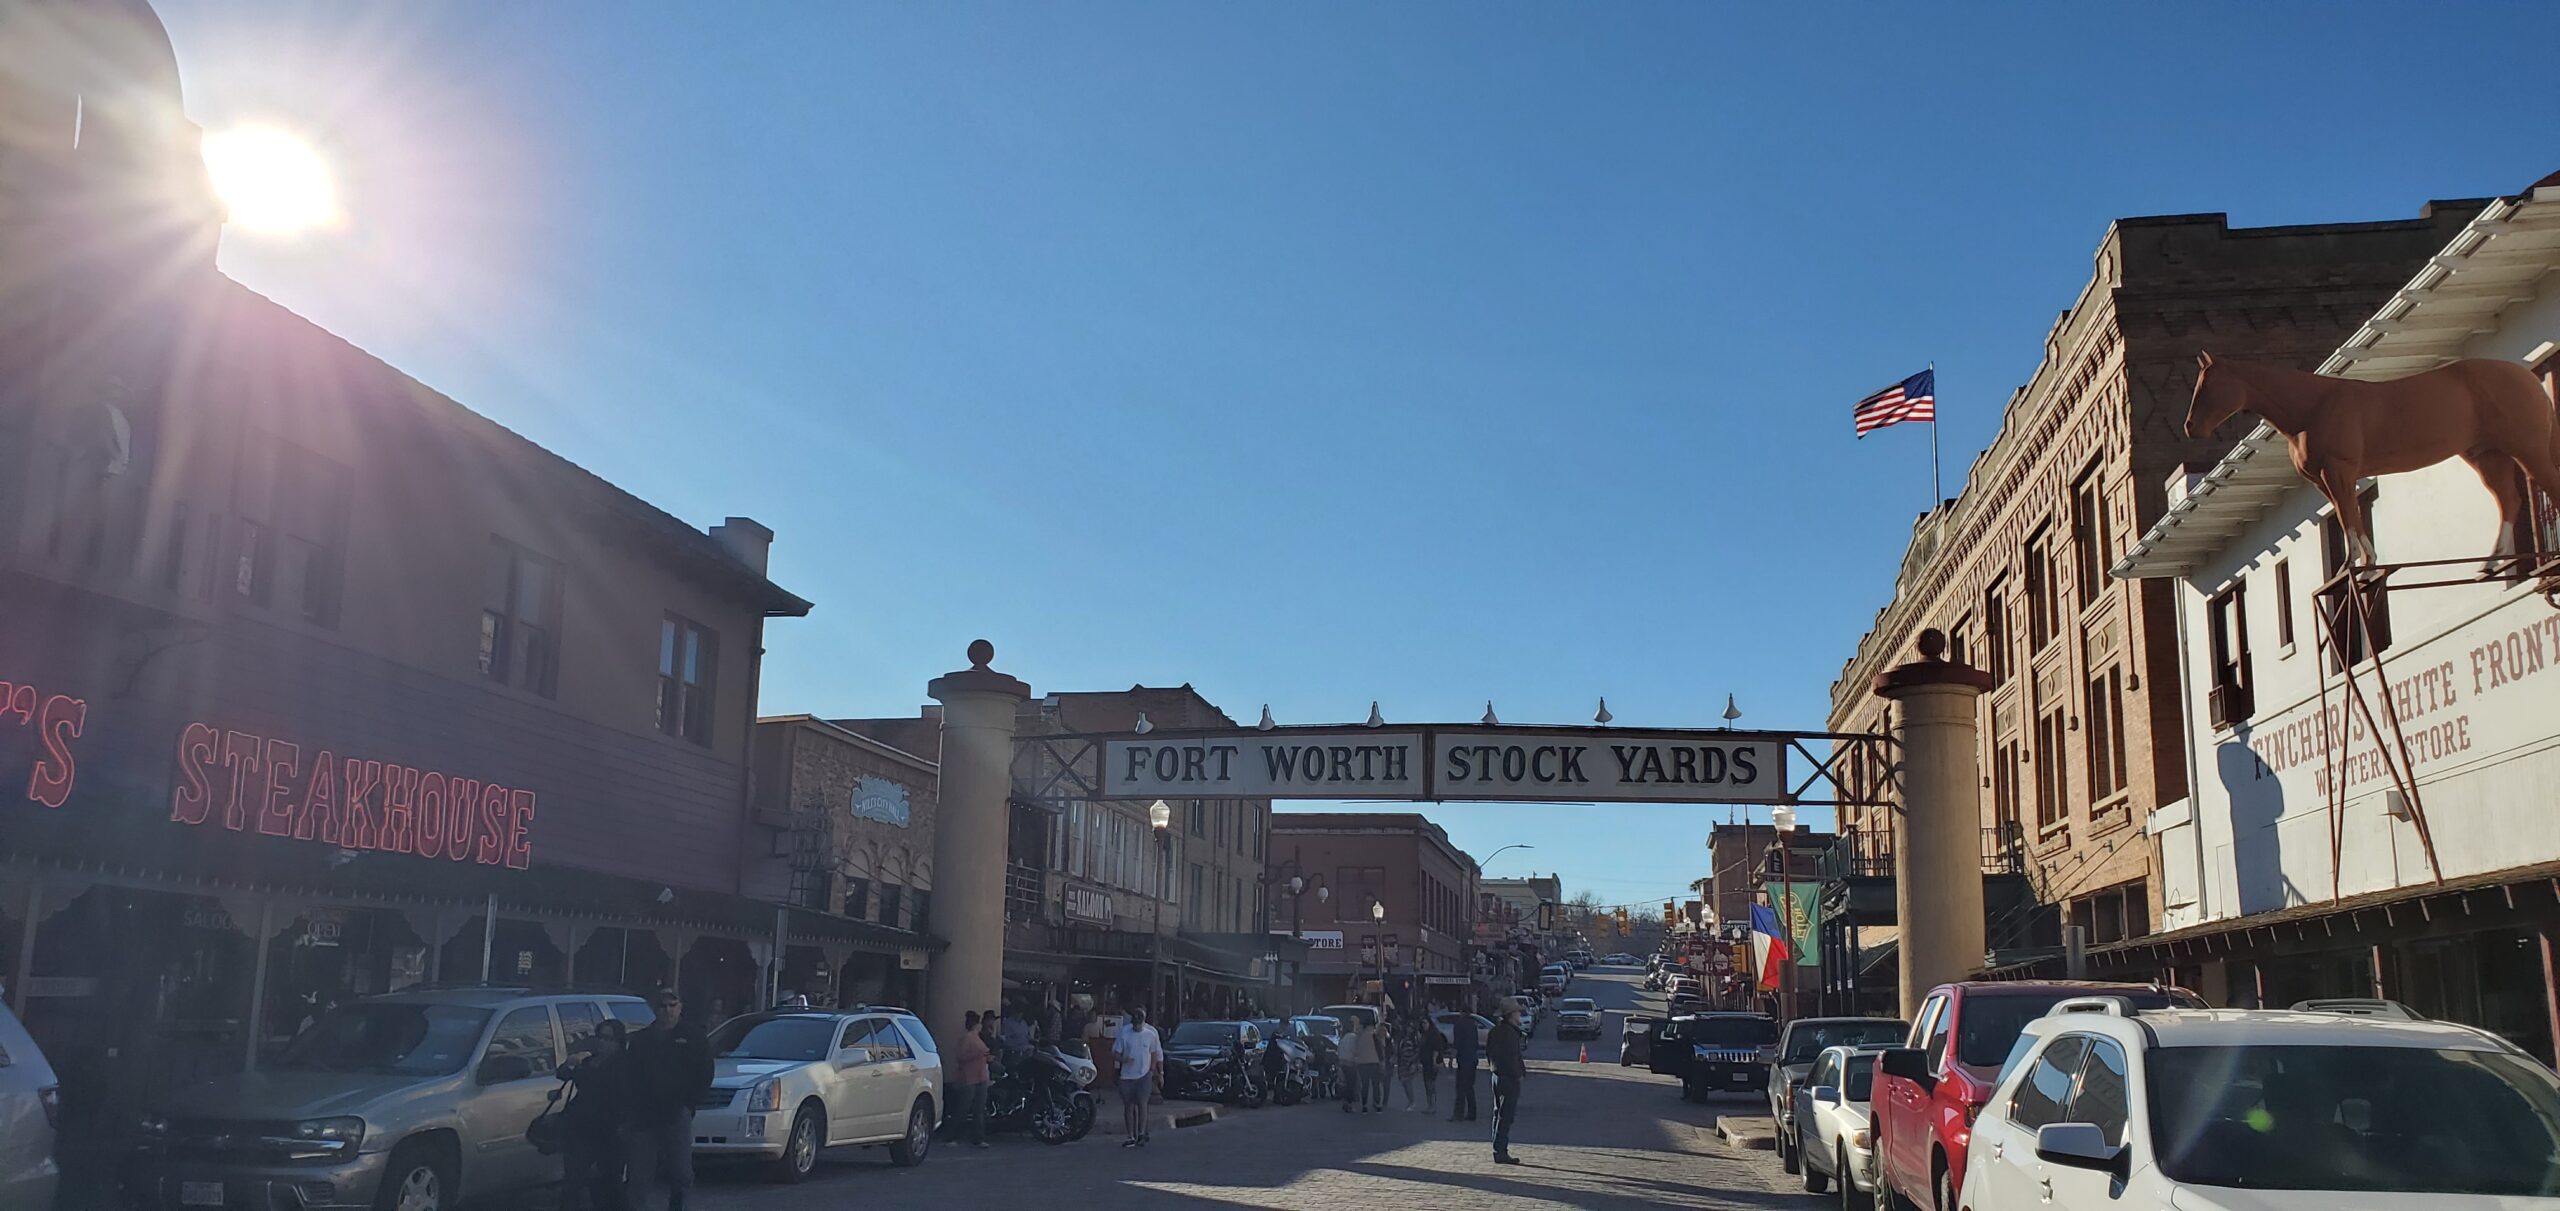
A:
1482,843,1535,869
1149,800,1173,1018
1370,899,1388,1006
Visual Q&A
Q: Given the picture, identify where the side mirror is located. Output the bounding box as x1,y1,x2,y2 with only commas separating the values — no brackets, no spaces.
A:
1877,1048,1933,1091
835,1046,874,1067
477,1054,535,1085
1812,1085,1842,1105
2035,1123,2126,1176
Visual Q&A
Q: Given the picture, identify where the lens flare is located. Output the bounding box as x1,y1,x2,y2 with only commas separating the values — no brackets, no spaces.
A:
203,126,341,236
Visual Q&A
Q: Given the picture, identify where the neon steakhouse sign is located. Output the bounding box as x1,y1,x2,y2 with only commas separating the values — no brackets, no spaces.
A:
0,678,86,809
170,722,535,869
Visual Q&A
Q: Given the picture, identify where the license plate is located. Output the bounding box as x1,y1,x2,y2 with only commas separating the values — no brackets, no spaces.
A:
180,1181,223,1207
1730,1072,1754,1084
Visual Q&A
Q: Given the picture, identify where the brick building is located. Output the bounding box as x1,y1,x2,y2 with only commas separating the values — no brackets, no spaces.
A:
0,0,832,1142
747,716,942,1007
1271,812,1480,1011
1826,198,2489,970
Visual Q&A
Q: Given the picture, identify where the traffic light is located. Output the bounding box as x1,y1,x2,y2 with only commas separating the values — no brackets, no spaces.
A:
1615,906,1630,934
1663,901,1677,925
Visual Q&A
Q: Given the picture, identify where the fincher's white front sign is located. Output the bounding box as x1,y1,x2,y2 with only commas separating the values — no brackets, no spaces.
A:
1099,726,1785,804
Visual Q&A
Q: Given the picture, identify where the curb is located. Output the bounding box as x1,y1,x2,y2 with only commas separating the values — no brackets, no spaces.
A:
1714,1115,1777,1150
1172,1107,1220,1129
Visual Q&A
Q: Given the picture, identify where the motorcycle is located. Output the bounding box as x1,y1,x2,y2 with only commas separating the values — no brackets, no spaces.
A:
1259,1038,1317,1106
986,1044,1098,1144
1164,1045,1267,1107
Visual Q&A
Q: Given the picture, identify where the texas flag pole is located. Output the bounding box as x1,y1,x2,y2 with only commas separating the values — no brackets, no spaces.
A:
1853,365,1941,511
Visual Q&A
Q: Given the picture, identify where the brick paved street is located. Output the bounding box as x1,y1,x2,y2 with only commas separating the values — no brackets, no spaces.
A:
679,968,1818,1211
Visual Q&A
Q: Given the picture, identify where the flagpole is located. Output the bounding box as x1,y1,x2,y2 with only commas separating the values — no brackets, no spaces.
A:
1928,361,1942,511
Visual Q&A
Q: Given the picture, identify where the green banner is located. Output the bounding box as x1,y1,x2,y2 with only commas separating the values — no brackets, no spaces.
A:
1775,881,1821,967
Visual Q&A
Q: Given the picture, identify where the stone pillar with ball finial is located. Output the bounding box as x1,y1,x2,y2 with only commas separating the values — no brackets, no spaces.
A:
1874,628,1992,1017
925,640,1029,1059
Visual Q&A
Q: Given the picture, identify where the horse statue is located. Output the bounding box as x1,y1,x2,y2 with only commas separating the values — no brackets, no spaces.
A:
2184,352,2560,577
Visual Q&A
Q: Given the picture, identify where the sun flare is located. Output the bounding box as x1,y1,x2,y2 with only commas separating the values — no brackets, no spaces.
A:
202,126,341,236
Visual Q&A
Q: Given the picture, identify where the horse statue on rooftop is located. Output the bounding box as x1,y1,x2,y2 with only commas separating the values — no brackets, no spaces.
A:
2184,352,2560,579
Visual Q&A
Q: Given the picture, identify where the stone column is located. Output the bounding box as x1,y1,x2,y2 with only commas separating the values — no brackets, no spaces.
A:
1874,629,1992,1017
926,640,1030,1059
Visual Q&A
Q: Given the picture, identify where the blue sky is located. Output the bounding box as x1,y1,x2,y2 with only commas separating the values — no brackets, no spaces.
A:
160,1,2557,911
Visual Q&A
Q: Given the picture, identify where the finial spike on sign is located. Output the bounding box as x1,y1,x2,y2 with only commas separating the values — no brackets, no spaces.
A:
1594,697,1613,725
1366,701,1385,728
1722,694,1742,728
1133,711,1153,735
1258,705,1276,731
1482,701,1499,727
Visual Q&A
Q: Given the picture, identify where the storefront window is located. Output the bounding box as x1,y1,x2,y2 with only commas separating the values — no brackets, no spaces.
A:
260,906,430,1054
23,886,256,1134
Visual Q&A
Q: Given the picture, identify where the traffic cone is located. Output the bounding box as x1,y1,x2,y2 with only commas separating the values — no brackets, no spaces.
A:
1578,1043,1589,1063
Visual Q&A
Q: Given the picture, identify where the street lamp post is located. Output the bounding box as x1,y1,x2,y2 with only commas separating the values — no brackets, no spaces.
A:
1149,799,1173,1018
1371,898,1387,1007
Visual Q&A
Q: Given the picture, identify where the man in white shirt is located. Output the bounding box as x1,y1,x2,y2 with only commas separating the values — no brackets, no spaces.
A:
1113,1007,1165,1147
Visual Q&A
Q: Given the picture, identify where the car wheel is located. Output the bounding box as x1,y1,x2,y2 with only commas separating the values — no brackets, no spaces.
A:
889,1096,934,1166
1935,1165,1957,1211
1842,1146,1875,1211
372,1139,453,1211
1802,1143,1830,1194
768,1104,822,1183
1780,1128,1800,1174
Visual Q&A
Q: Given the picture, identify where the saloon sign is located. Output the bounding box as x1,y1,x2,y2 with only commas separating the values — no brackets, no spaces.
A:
1102,726,1785,804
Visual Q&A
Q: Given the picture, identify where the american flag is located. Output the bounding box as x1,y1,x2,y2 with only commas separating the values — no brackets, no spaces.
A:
1852,369,1935,435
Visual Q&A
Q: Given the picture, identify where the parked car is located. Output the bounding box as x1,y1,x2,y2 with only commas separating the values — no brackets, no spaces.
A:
1790,1044,1893,1208
137,988,653,1211
1960,996,2560,1211
1554,998,1602,1041
1619,1015,1659,1068
695,1006,942,1180
1428,1011,1494,1050
1318,1003,1380,1032
1873,981,2201,1211
0,1000,60,1211
1768,1016,1906,1173
1510,995,1542,1038
1538,964,1571,996
1651,1012,1777,1101
1602,952,1638,966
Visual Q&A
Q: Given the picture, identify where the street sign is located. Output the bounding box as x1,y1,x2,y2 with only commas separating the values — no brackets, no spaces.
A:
1098,725,1786,804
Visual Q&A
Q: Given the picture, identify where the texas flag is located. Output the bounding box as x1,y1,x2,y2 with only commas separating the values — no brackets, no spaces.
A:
1749,900,1792,991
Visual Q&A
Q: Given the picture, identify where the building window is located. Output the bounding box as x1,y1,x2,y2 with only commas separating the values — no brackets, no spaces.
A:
1189,864,1205,914
1188,799,1206,837
2207,584,2254,730
2034,702,2068,830
2025,528,2058,653
2272,558,2295,652
912,888,931,934
1948,617,1970,668
2072,465,2112,611
843,878,871,921
1983,583,2012,685
1994,734,2022,832
481,540,561,697
2085,665,2128,804
2318,490,2393,668
878,885,902,930
233,436,349,628
657,614,716,744
787,865,830,913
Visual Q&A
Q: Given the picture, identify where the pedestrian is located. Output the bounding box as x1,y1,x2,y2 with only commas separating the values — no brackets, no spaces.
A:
1336,1013,1373,1113
1062,995,1091,1058
1417,1013,1444,1114
1488,1003,1528,1165
1449,1003,1481,1121
998,1002,1033,1058
1364,1019,1391,1112
1394,1019,1423,1111
1260,1020,1291,1102
947,1010,994,1148
622,988,713,1210
1114,1007,1165,1147
558,1020,629,1211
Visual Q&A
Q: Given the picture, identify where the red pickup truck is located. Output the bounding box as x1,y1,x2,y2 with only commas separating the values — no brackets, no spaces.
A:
1871,981,2201,1211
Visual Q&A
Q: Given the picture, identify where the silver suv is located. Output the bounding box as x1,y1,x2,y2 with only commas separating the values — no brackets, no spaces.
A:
136,987,651,1211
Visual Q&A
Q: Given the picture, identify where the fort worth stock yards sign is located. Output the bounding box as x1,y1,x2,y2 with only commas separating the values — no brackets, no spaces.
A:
1101,727,1785,804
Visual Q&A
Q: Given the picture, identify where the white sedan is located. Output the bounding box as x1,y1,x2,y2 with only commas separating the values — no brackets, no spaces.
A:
1789,1044,1891,1209
695,1008,943,1181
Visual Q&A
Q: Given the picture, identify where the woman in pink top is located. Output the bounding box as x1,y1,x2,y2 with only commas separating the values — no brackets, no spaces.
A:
953,1010,993,1147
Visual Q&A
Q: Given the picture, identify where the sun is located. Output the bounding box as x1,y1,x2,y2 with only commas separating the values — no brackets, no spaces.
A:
202,126,341,236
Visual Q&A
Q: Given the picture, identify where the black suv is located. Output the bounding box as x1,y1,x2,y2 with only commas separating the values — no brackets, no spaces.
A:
1649,1012,1778,1102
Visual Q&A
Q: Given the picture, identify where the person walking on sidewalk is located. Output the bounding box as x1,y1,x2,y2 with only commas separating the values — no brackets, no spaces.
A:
1393,1018,1423,1111
558,1019,629,1211
623,989,713,1210
952,1011,993,1148
1337,1014,1374,1113
1487,1004,1528,1165
1114,1008,1164,1147
1362,1019,1391,1112
1449,1007,1481,1122
1416,1013,1444,1114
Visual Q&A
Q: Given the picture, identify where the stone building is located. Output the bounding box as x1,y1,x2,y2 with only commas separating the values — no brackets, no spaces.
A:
1826,198,2490,971
746,715,942,1007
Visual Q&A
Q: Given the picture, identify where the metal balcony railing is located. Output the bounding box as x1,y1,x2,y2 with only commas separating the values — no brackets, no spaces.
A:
1002,862,1044,924
1822,822,2026,883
